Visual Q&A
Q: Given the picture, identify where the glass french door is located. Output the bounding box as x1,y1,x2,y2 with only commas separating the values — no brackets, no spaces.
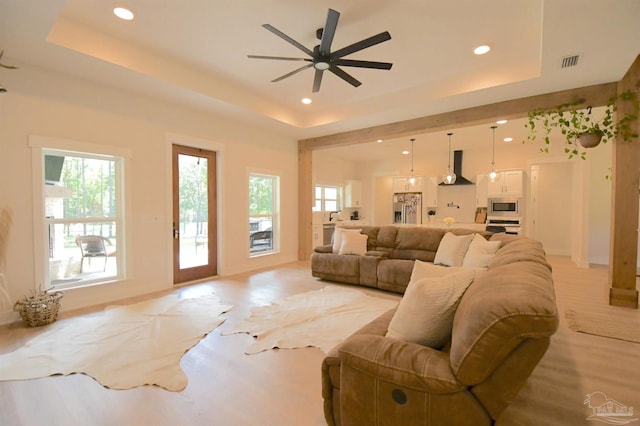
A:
172,145,217,284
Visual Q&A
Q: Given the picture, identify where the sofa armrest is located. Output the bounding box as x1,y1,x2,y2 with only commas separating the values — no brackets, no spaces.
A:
314,244,333,253
338,334,465,394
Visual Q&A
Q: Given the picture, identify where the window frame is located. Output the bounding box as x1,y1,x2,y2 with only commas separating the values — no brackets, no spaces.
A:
248,169,280,257
313,184,341,212
30,135,131,291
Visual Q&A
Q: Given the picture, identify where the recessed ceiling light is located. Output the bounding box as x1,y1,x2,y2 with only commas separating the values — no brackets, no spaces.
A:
301,98,312,104
474,45,491,55
402,150,410,155
377,139,383,143
114,7,134,21
496,119,507,124
504,137,513,142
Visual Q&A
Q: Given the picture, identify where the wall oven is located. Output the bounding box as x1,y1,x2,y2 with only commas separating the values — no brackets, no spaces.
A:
488,198,520,217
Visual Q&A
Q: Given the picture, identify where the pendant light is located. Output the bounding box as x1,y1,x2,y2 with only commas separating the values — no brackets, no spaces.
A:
488,125,499,182
408,138,416,186
443,132,456,184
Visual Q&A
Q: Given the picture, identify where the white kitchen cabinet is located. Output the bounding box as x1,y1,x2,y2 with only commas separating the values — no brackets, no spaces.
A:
311,224,322,250
487,170,523,198
344,180,362,208
475,174,488,207
393,176,422,193
423,176,439,207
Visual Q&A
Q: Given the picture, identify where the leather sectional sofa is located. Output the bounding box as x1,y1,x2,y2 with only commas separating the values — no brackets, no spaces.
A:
316,227,559,425
311,226,490,293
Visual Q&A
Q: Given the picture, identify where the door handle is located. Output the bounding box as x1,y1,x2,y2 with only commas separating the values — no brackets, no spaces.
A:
173,223,180,239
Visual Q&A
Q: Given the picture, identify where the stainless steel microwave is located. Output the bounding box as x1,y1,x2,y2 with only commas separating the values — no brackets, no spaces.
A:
488,198,520,216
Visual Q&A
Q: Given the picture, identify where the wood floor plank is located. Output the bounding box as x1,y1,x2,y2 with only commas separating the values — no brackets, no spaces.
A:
1,256,639,425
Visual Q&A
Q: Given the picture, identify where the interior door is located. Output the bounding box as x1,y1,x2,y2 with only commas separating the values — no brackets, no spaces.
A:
172,144,217,284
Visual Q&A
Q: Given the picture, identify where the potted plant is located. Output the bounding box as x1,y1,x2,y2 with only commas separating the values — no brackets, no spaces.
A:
525,88,639,159
427,209,436,223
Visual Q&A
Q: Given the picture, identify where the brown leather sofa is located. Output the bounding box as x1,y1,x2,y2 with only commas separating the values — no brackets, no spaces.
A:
321,234,559,425
311,226,489,294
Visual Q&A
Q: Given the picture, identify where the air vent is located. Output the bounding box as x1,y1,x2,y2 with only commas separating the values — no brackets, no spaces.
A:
561,55,580,68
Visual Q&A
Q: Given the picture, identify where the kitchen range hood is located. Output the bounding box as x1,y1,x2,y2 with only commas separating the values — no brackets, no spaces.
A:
440,150,474,185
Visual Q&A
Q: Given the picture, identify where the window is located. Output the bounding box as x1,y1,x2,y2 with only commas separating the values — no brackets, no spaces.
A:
249,173,279,256
313,185,340,212
38,146,125,289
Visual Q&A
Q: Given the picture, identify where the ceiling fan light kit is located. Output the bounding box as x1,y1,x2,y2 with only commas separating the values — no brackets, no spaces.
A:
248,8,393,93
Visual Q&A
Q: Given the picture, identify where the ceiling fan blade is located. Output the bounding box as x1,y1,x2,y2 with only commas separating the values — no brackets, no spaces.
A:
312,69,324,93
333,59,393,70
262,24,314,57
328,65,361,88
330,31,391,59
271,63,313,83
248,55,311,62
319,9,340,55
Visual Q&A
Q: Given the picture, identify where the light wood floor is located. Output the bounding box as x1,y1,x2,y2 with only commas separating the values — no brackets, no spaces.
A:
1,256,639,426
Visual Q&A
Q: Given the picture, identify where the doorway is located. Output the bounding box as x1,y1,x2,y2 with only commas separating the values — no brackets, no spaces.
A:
530,162,574,256
172,144,217,284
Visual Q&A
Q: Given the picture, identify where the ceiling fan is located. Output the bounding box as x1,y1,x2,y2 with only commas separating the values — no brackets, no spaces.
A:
248,8,392,93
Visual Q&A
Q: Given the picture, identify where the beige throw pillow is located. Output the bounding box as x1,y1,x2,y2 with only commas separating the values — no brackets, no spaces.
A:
386,267,475,348
433,232,474,267
462,233,502,268
338,231,368,255
332,228,362,253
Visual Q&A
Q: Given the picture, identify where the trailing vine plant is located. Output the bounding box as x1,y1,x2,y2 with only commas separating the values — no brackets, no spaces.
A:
524,87,639,160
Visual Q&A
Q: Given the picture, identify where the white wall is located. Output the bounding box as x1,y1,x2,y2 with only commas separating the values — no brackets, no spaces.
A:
0,66,298,318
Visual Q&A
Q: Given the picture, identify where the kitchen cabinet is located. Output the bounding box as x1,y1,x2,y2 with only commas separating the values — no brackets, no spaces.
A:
312,224,322,250
344,180,362,208
475,174,488,207
423,176,439,207
487,170,523,198
393,176,422,193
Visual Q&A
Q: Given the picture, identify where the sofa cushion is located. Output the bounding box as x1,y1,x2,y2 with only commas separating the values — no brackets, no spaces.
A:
391,227,444,261
339,231,368,255
462,233,502,268
434,232,473,267
376,259,415,293
386,265,475,348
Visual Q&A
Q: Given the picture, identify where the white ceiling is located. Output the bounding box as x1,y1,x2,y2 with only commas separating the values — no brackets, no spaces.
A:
1,0,639,160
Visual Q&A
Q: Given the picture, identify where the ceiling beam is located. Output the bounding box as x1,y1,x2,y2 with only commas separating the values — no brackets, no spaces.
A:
300,82,617,150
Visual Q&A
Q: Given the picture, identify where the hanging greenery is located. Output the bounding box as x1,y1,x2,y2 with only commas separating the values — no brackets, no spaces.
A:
524,87,639,159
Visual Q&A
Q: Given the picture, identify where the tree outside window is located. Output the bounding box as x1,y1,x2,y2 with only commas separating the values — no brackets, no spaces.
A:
43,150,123,288
249,173,279,255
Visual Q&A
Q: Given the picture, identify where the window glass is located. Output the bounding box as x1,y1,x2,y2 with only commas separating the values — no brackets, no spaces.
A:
249,173,279,256
313,185,340,212
43,150,123,288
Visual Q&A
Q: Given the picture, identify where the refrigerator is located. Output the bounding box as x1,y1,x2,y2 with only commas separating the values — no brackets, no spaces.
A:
393,193,422,224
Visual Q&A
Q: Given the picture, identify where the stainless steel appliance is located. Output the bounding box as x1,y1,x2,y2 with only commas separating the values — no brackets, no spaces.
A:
488,198,520,217
486,216,523,235
393,192,422,224
323,223,336,245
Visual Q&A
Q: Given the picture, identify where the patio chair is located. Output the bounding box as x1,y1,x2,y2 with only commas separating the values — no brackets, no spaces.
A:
75,235,113,272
